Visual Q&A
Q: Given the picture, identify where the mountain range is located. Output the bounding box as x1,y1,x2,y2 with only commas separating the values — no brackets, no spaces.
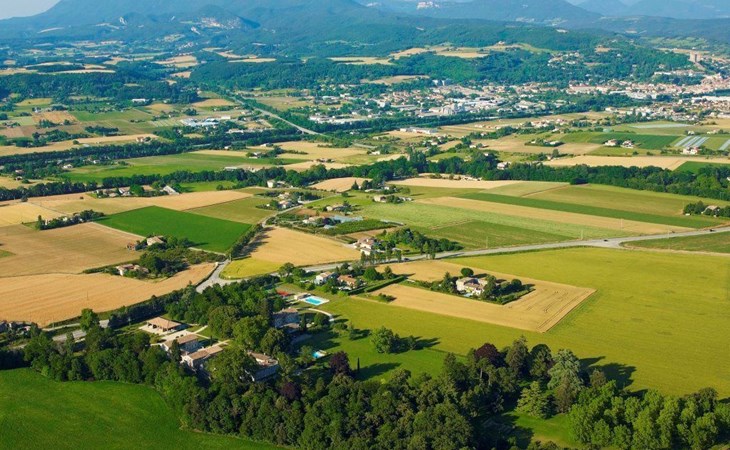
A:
2,0,730,47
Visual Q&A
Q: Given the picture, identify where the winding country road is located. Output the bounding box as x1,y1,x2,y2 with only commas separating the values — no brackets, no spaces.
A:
196,226,730,291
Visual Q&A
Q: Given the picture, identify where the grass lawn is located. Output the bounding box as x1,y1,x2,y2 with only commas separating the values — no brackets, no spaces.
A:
626,232,730,253
188,197,273,224
458,191,716,229
305,326,447,382
321,248,730,396
99,206,250,253
0,369,280,450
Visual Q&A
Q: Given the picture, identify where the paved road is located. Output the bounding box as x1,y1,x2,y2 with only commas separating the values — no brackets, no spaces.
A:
196,227,730,291
243,100,319,135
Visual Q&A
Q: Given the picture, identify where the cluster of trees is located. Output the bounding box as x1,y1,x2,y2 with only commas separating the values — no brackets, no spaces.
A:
684,201,730,218
569,382,730,449
379,227,462,258
35,209,104,230
133,237,224,278
370,326,419,354
0,71,198,104
422,270,528,305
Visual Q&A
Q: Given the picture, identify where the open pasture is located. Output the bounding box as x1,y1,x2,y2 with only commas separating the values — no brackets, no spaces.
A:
525,184,730,221
62,152,283,183
311,177,371,192
0,369,275,450
329,57,394,65
423,196,690,234
222,227,359,278
391,177,520,190
561,131,678,150
193,98,235,108
255,96,312,111
362,201,628,246
676,160,730,173
269,141,367,161
0,264,213,328
27,190,252,215
188,197,273,224
0,223,135,277
625,232,730,254
373,260,593,332
479,136,602,155
100,206,250,253
156,55,198,68
323,248,730,395
457,190,719,229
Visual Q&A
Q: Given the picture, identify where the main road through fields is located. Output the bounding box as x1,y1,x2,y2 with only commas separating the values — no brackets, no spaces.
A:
197,226,730,291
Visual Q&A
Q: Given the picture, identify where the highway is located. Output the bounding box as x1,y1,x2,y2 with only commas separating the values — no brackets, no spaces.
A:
196,226,730,291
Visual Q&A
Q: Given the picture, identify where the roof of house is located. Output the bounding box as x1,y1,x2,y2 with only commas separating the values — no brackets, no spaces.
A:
166,334,199,345
147,317,181,329
187,345,224,361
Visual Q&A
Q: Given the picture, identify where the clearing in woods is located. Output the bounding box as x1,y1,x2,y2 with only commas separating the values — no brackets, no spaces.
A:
0,264,214,326
99,206,251,253
222,227,359,278
0,369,277,449
0,223,135,277
375,260,594,332
545,155,730,170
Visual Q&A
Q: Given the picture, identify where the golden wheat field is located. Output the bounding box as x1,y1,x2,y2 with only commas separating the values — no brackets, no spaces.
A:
224,227,359,278
375,260,594,332
0,264,214,326
0,203,62,226
545,155,730,170
311,177,371,192
0,223,137,277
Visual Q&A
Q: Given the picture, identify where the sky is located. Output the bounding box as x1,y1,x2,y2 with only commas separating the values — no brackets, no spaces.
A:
0,0,59,19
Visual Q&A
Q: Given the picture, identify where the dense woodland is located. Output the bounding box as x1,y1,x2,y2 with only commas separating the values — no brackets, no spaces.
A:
3,276,729,450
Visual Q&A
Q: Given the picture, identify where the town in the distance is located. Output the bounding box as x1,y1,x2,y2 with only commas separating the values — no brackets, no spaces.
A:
0,1,729,449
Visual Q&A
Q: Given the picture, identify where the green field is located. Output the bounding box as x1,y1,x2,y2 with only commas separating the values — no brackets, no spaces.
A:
321,248,730,396
62,153,299,183
525,184,730,220
99,206,250,252
560,132,678,149
676,161,730,173
359,201,629,248
189,197,273,224
179,181,239,192
627,232,730,253
458,191,717,228
0,369,278,450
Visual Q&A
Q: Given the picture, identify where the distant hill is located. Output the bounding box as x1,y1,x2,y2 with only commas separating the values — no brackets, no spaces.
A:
623,0,730,19
578,0,628,16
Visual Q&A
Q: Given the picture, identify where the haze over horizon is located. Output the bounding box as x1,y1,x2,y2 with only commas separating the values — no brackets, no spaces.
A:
0,0,59,20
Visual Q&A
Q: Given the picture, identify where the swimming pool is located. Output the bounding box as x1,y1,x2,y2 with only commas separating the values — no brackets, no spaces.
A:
302,296,329,306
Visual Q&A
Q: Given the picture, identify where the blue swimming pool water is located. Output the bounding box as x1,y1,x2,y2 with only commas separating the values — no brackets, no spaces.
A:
303,296,328,306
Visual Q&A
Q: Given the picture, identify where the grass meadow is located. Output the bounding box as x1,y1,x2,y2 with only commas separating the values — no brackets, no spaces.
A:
62,153,298,183
0,369,279,450
458,191,718,228
99,206,250,252
676,161,730,173
320,248,730,396
627,232,730,253
561,131,678,149
361,201,629,248
189,197,273,224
